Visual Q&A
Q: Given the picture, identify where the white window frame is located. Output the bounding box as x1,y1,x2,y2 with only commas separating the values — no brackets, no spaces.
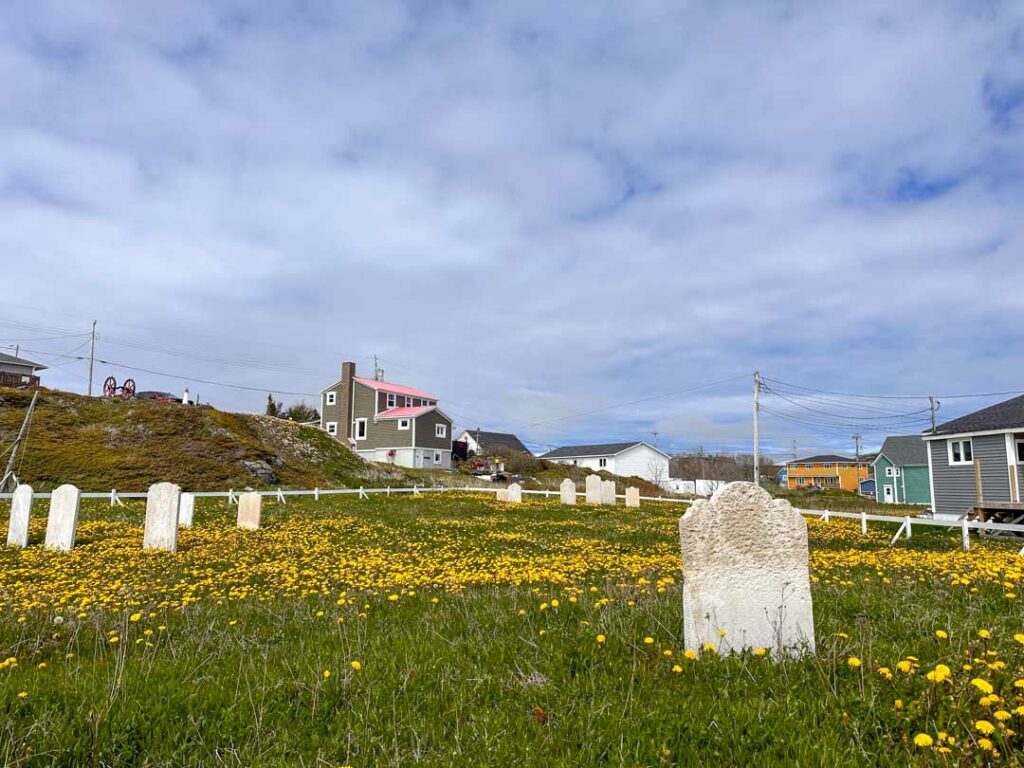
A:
435,424,447,439
885,466,894,478
599,458,608,468
947,438,973,466
404,396,412,407
434,451,442,464
325,391,336,406
354,418,368,441
398,419,410,431
823,463,833,469
1016,439,1024,464
387,393,396,408
894,467,902,477
326,421,338,436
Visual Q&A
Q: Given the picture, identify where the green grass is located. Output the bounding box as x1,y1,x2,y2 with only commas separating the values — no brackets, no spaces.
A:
0,494,1021,765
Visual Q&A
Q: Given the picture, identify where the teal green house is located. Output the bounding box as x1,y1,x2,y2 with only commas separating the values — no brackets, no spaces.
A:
872,435,931,506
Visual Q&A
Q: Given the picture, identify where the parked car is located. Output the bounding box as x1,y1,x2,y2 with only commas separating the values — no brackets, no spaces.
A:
135,391,180,403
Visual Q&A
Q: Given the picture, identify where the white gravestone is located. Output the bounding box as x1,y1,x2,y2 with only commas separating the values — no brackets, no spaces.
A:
585,475,602,505
601,480,616,505
143,482,181,551
178,492,195,527
625,487,641,508
678,482,815,658
45,484,81,551
559,478,576,505
237,492,261,530
7,484,33,547
496,488,509,502
507,483,523,503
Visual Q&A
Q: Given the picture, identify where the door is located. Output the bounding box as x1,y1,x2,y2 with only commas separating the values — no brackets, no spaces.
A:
883,485,894,504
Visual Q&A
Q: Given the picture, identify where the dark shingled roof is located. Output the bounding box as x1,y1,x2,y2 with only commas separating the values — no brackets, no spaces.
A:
789,454,856,465
876,434,928,466
0,352,46,370
540,441,648,459
931,394,1024,436
467,431,529,454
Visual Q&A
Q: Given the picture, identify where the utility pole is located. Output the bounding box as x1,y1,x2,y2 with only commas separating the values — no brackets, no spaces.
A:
753,371,761,486
87,320,97,397
372,354,384,382
852,433,862,493
1,391,38,492
929,396,939,433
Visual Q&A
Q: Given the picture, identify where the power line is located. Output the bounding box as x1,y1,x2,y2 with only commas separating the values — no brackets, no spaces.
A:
763,376,1024,402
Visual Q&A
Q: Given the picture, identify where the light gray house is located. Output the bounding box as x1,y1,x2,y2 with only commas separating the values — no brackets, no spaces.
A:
0,352,46,388
319,361,454,469
924,394,1024,519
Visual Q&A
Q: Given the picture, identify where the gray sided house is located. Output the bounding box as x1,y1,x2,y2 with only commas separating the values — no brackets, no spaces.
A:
924,394,1024,518
0,352,46,388
320,361,454,470
873,435,931,505
456,429,530,456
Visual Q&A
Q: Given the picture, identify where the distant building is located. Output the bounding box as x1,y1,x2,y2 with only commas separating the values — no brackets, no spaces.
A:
873,435,931,505
456,429,530,456
540,442,670,483
0,352,46,388
319,361,453,470
785,455,870,492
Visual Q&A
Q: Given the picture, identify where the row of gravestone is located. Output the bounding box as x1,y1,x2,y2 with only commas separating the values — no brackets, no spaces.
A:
498,477,643,508
5,482,264,553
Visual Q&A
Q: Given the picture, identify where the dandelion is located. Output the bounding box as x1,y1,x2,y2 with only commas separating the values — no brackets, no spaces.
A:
350,660,362,671
550,599,559,608
36,663,46,670
894,700,904,709
896,660,913,673
702,643,716,654
684,650,697,660
978,738,993,750
978,629,991,639
847,657,862,668
17,691,27,699
596,634,606,644
753,648,767,657
912,733,933,748
925,664,952,683
994,710,1011,722
129,612,142,622
323,670,331,679
718,629,727,637
975,720,995,735
671,664,683,673
971,678,994,695
934,629,948,639
663,650,673,657
643,637,654,645
878,667,893,680
109,636,120,644
1014,633,1024,645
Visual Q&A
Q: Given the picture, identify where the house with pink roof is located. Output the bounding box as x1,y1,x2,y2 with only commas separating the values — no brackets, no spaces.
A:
319,361,454,469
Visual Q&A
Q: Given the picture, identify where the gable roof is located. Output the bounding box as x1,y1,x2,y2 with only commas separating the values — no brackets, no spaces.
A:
353,376,437,401
540,441,670,460
788,454,855,465
874,434,928,466
0,352,46,370
929,393,1024,436
459,430,529,454
375,405,437,420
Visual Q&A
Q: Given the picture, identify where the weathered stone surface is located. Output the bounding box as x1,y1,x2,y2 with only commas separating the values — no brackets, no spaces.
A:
242,459,279,484
601,480,616,505
584,475,602,505
496,488,509,502
45,484,81,551
7,485,33,547
625,487,641,508
679,482,815,657
507,483,523,503
560,478,576,505
237,492,261,530
178,493,195,527
143,482,181,551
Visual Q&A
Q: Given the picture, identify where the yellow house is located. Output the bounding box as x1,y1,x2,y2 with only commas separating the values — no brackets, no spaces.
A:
786,455,869,492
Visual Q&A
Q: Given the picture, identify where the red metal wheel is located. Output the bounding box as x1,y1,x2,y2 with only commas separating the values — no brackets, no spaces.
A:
122,378,136,398
103,376,116,398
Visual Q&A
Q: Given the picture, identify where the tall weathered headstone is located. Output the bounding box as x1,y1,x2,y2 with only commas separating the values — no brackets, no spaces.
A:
7,484,33,547
45,484,81,551
507,483,523,503
679,482,815,657
601,479,616,505
496,488,509,502
143,482,181,551
559,478,576,505
625,487,640,508
178,492,195,528
237,492,261,530
585,475,602,505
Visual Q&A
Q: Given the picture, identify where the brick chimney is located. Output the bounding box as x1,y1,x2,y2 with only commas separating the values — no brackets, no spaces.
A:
338,361,356,440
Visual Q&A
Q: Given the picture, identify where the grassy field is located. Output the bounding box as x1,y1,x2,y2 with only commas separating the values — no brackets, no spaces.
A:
0,493,1022,765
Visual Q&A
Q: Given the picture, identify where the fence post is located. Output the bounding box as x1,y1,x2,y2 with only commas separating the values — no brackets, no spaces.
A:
359,487,368,500
905,516,912,539
387,487,391,496
961,518,970,552
110,489,116,507
888,519,907,547
860,510,867,535
413,485,420,497
228,489,236,505
276,489,286,504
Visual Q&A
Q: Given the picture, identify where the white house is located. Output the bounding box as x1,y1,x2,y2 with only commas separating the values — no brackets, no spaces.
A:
540,442,671,483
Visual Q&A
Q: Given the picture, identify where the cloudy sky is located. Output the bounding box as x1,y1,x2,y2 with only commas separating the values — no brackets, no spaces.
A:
2,1,1023,458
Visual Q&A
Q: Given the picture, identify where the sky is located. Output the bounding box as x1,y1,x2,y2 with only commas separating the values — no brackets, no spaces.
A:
2,1,1023,459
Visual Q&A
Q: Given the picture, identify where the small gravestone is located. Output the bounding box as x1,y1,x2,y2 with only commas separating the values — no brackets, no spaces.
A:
143,482,181,551
560,478,576,505
679,482,815,657
7,485,33,547
496,488,509,502
625,487,640,508
237,492,261,530
178,492,195,527
45,484,81,551
585,475,602,505
507,483,523,503
601,480,616,505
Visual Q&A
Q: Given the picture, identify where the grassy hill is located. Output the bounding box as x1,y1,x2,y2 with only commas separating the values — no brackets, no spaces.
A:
0,388,407,492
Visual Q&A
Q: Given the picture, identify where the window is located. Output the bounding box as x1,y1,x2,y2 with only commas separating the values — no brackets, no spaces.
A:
398,419,410,430
599,458,608,468
387,393,396,408
434,451,442,464
435,424,447,438
803,464,813,469
1017,439,1024,463
885,466,894,478
948,438,973,465
894,467,902,477
823,463,833,469
326,422,337,436
325,391,336,406
354,418,368,441
405,396,412,407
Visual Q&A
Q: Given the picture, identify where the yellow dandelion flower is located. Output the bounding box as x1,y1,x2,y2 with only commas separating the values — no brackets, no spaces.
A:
350,660,362,671
975,720,995,735
847,657,862,668
978,629,991,639
643,637,654,645
16,691,27,699
978,737,993,750
671,664,683,673
926,664,952,683
934,629,948,639
912,733,933,748
754,648,767,657
323,669,331,679
596,634,606,644
971,678,994,695
108,636,120,644
129,612,142,622
684,649,697,660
